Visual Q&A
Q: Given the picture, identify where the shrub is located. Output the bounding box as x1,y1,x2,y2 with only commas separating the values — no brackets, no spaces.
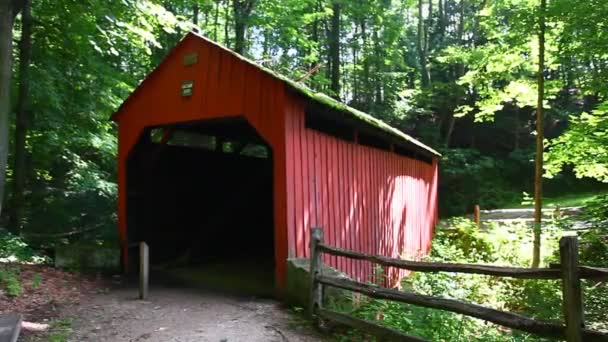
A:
331,217,601,341
556,194,608,330
0,266,22,297
432,218,496,262
0,229,46,263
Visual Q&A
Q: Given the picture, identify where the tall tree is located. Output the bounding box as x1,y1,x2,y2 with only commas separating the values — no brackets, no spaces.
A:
329,1,341,98
192,2,199,29
532,0,547,268
0,0,25,219
444,0,467,147
8,0,32,232
417,0,431,88
232,0,256,54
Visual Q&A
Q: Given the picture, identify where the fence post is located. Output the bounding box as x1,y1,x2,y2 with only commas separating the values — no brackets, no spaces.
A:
559,236,583,342
309,227,324,319
474,205,481,227
139,241,149,300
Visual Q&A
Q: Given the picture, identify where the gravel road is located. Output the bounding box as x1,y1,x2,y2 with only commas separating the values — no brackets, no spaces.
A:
61,285,325,342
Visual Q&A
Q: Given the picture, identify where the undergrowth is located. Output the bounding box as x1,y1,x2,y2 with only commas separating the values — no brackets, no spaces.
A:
0,229,48,297
0,265,22,297
0,229,48,263
331,203,608,341
47,317,74,342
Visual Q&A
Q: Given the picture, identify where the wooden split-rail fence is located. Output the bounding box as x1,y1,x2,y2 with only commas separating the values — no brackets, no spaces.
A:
308,227,608,342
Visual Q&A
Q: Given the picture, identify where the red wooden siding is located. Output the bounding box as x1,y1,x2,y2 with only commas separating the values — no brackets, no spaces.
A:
284,94,439,287
115,34,290,293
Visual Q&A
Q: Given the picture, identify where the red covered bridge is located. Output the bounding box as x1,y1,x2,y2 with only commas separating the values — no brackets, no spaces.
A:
112,32,439,296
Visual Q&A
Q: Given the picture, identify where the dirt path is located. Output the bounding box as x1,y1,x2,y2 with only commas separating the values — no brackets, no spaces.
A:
59,285,325,342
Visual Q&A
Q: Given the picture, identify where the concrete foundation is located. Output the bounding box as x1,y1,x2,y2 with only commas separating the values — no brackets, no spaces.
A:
55,244,120,271
285,258,351,309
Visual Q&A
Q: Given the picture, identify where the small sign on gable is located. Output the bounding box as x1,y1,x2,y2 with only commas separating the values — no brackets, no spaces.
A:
183,52,198,66
181,80,194,97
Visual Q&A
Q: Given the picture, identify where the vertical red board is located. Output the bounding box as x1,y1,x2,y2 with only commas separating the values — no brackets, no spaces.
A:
216,50,232,115
227,53,245,116
285,101,296,256
204,45,221,117
292,102,303,258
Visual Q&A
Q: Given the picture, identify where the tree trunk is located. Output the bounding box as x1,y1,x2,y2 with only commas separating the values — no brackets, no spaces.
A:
360,19,371,107
373,28,381,105
233,1,245,53
213,0,220,40
438,0,445,40
514,109,520,150
445,0,467,147
309,0,320,72
444,116,456,147
262,29,269,58
192,3,199,31
457,0,466,76
0,0,18,221
443,0,449,32
352,24,358,102
224,0,230,47
426,0,432,55
8,0,31,232
532,0,546,269
472,0,486,47
417,0,431,88
232,0,256,55
329,1,341,99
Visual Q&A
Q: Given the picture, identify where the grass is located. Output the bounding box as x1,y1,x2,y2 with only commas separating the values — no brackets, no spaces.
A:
47,318,74,342
0,265,22,297
507,190,606,209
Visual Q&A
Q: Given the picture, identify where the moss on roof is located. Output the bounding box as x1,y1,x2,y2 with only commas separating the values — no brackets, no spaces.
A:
195,33,440,157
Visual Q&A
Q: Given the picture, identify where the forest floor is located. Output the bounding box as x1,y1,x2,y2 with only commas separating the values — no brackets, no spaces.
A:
19,275,324,342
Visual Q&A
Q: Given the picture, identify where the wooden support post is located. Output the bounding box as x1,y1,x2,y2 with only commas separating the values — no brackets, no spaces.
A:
474,205,480,227
139,241,149,300
560,236,584,342
159,127,175,145
309,227,324,319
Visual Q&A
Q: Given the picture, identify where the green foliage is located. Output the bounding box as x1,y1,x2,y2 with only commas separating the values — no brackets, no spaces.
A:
500,278,562,322
47,318,74,342
3,0,188,246
438,148,523,216
331,216,608,340
432,218,496,262
0,229,45,262
560,194,608,266
30,272,42,290
0,265,22,297
546,102,608,183
556,195,608,328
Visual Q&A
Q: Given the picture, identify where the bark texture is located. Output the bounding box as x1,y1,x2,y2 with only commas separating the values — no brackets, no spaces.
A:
9,0,32,231
0,0,17,220
329,1,341,99
232,0,256,54
532,0,546,268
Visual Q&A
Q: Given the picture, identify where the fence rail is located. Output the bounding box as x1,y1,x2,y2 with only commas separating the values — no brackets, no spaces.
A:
309,227,608,342
317,243,564,279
